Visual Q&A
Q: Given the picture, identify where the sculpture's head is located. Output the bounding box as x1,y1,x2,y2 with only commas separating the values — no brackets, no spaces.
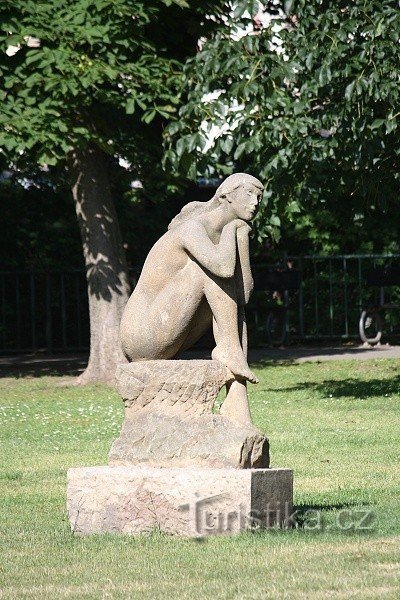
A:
215,173,264,222
168,172,264,230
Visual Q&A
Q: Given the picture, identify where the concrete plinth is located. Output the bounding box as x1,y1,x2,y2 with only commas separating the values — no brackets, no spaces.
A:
67,466,293,537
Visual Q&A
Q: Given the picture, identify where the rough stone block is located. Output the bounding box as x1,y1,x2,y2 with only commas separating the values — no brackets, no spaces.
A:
109,412,269,469
67,466,293,537
115,360,231,418
110,360,269,469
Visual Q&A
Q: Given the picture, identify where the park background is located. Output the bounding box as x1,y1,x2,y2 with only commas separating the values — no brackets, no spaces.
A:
1,0,400,380
1,2,400,599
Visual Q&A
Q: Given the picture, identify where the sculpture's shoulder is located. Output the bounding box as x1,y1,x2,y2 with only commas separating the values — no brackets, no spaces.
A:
150,225,180,247
170,218,206,242
144,223,192,263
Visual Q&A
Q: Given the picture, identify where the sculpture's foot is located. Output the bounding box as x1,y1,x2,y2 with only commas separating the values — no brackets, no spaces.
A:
212,345,259,384
220,380,252,427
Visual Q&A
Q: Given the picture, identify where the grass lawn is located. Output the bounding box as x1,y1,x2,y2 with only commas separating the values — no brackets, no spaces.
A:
0,358,399,599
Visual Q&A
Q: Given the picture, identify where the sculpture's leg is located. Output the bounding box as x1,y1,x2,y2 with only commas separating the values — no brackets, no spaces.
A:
176,266,255,384
203,272,258,384
122,260,257,384
214,306,253,426
178,298,212,352
221,380,252,425
121,261,210,360
175,264,257,384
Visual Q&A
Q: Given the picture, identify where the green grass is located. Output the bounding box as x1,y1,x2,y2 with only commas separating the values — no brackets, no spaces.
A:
1,359,399,599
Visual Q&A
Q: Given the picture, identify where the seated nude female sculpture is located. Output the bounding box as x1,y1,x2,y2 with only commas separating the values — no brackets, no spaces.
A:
120,173,264,425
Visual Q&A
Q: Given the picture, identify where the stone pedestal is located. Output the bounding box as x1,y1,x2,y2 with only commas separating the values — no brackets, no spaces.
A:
67,466,293,537
110,360,269,469
66,360,293,537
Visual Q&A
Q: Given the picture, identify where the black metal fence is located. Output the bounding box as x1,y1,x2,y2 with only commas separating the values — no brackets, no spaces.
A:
250,254,400,341
0,270,89,353
2,254,400,353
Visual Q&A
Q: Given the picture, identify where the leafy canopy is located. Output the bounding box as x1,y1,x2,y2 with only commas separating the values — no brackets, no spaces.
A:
0,0,215,170
165,0,400,250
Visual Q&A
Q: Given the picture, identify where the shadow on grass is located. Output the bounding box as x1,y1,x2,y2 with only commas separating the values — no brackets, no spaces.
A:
0,354,87,378
292,502,371,528
0,347,294,379
264,376,400,400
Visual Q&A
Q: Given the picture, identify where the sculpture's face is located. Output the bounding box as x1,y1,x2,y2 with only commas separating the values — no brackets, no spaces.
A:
227,183,263,221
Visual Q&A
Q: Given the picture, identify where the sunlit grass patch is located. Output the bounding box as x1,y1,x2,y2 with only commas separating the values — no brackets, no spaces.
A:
0,359,399,599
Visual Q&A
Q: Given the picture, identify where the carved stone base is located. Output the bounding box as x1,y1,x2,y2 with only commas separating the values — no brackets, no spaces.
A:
109,412,269,469
115,359,230,418
110,360,269,469
67,466,293,537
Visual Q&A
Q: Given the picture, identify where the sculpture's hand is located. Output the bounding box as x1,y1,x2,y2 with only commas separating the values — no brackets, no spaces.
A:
236,222,252,238
180,220,239,278
230,219,251,233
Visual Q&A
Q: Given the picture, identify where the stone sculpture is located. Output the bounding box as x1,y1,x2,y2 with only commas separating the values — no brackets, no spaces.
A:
120,173,263,426
67,173,293,537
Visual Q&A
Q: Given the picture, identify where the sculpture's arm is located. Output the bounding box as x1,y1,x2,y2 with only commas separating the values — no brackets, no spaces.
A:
180,221,242,278
235,225,253,305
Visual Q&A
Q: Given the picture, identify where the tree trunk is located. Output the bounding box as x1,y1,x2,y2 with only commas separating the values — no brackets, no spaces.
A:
68,145,131,384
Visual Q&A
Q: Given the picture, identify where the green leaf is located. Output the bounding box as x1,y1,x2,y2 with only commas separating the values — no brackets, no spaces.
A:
233,3,246,19
40,153,58,166
386,119,397,134
185,134,198,153
176,137,185,157
370,119,385,130
136,98,147,110
25,50,42,65
222,136,234,154
5,34,22,46
73,12,86,25
269,215,281,227
126,98,135,114
284,0,294,14
345,80,356,100
180,151,193,174
234,142,246,160
143,109,156,124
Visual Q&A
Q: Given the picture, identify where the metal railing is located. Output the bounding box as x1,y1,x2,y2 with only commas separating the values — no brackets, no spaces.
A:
250,254,400,341
0,270,89,353
2,255,400,353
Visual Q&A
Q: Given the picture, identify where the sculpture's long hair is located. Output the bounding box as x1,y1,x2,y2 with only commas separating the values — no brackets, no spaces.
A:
168,173,263,230
168,197,219,230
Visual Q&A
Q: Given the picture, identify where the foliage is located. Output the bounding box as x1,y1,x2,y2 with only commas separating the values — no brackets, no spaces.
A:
165,0,400,253
0,0,237,280
1,358,400,597
0,173,210,271
0,0,226,196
